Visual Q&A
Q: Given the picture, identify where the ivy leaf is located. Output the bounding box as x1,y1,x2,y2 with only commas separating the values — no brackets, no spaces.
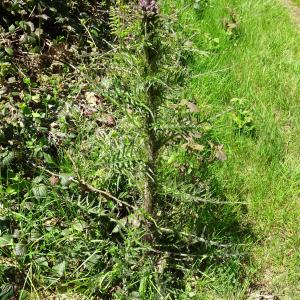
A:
8,24,16,33
4,48,14,56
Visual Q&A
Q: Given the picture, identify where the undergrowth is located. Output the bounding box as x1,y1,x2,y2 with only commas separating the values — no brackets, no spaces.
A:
2,0,299,299
0,1,250,299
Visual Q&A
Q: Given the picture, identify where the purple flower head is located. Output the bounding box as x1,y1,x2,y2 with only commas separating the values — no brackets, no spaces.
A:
140,0,159,17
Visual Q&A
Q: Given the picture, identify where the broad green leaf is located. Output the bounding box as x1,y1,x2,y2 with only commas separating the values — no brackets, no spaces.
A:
0,235,13,247
167,153,178,164
35,28,43,37
4,48,13,56
32,176,44,184
32,112,41,118
32,184,47,198
31,94,40,102
23,77,31,85
60,174,74,186
0,151,14,167
43,152,55,165
52,261,66,277
8,24,15,33
35,256,49,267
6,186,17,195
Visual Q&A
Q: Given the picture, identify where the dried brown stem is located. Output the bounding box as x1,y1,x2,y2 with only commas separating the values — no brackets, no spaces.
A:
32,163,135,210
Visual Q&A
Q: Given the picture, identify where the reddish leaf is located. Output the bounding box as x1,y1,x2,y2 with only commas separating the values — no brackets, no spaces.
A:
49,175,59,186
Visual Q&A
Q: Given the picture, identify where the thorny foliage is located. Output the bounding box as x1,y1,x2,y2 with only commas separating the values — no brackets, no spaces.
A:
140,0,159,17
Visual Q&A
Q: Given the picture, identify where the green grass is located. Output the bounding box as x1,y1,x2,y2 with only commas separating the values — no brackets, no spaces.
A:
163,0,300,298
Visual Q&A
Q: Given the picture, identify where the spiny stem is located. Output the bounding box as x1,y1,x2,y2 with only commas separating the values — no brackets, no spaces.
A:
141,3,160,215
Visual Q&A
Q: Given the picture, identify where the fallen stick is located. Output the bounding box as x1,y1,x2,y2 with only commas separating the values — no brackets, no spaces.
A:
32,163,135,210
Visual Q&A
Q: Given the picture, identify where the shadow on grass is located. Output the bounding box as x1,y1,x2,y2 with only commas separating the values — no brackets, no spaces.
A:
152,173,255,296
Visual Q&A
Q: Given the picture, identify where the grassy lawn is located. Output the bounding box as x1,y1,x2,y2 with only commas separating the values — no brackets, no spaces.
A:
162,0,300,298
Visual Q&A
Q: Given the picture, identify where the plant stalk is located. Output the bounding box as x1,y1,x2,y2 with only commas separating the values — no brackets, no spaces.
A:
141,2,160,215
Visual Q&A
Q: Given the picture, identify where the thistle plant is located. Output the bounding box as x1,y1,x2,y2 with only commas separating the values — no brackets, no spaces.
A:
140,0,159,17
